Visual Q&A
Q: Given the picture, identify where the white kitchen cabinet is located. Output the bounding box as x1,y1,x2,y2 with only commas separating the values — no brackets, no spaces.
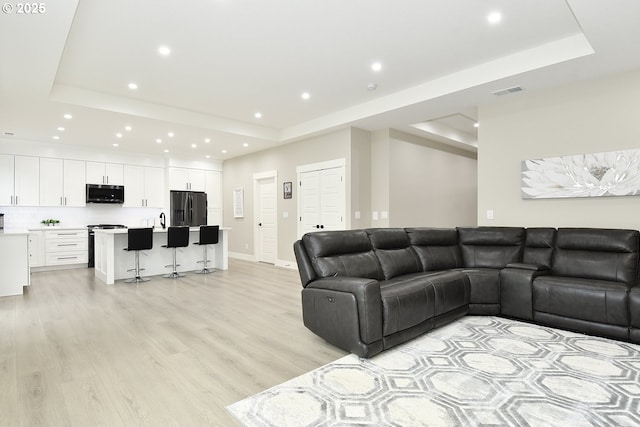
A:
168,167,205,191
44,228,88,266
39,158,86,207
28,230,45,267
0,154,14,205
123,165,164,208
13,156,40,206
0,232,29,296
86,161,124,185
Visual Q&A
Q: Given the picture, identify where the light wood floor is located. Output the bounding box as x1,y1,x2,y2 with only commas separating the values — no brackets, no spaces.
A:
0,259,346,426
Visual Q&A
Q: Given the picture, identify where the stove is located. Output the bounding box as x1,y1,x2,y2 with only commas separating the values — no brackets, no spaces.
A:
87,224,127,267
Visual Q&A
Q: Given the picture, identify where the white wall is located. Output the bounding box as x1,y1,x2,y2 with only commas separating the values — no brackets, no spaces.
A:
478,69,640,229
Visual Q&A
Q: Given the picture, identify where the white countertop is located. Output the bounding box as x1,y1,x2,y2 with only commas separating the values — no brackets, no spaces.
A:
28,226,88,231
94,226,230,235
0,229,30,236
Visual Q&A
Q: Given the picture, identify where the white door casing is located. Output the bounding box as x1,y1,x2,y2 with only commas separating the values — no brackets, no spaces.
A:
253,170,278,264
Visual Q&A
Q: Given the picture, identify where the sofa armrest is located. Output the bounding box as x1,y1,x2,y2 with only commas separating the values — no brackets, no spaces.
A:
306,277,383,344
500,266,550,320
506,263,549,272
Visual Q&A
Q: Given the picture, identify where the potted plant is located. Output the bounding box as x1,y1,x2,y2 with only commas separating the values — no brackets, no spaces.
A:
41,219,60,227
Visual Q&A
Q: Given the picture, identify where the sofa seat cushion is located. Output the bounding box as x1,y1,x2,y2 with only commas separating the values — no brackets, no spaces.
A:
379,271,469,337
533,276,630,326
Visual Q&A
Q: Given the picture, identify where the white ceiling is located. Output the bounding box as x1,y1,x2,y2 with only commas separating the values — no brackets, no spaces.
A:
1,0,640,161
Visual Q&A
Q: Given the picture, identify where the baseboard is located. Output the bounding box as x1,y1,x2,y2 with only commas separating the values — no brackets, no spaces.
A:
228,252,298,271
275,259,298,270
228,251,256,262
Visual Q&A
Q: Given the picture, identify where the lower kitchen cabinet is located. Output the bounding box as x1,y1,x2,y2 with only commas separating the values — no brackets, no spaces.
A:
30,228,88,268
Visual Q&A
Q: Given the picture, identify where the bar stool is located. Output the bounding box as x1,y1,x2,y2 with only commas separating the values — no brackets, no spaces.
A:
193,225,219,274
123,227,154,283
162,226,190,278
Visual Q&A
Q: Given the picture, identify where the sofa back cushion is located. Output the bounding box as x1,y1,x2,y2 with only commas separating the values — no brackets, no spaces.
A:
366,228,421,280
552,228,639,285
522,228,556,269
406,227,463,271
302,230,384,280
458,227,525,268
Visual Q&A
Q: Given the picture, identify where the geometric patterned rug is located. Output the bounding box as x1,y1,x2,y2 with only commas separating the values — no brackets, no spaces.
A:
227,316,640,426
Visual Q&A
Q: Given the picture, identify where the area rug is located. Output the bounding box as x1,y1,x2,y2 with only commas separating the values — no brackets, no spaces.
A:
227,316,640,426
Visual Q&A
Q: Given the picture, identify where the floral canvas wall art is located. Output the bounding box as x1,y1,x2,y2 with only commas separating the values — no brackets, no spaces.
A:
521,149,640,199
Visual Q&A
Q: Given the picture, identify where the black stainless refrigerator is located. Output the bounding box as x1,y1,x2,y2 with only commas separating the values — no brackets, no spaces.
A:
170,190,207,227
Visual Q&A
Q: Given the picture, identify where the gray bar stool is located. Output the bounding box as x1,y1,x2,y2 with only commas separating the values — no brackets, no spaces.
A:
123,227,154,283
193,225,219,274
162,226,190,278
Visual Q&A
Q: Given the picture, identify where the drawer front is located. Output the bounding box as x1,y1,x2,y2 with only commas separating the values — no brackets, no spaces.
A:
45,230,88,239
46,238,88,252
45,250,88,265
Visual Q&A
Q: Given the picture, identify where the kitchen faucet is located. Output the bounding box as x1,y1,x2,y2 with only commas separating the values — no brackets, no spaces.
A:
159,212,166,229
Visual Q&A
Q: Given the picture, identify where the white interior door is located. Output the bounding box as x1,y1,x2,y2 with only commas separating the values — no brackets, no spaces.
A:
297,160,346,238
257,176,277,264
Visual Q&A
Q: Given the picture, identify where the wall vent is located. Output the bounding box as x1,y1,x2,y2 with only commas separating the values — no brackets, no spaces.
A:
3,132,15,136
492,86,523,96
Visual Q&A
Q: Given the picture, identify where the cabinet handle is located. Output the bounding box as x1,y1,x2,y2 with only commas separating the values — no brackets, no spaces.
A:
57,243,78,247
15,195,18,205
60,197,63,205
57,233,79,236
57,256,78,260
64,197,67,206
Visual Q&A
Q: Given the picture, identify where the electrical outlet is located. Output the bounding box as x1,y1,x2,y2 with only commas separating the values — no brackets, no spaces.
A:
355,211,361,219
487,209,494,220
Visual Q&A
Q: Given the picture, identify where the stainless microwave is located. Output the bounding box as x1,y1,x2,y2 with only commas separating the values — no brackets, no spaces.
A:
86,184,125,204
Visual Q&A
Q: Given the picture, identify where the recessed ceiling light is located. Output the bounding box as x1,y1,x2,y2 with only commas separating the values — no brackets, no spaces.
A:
52,136,60,140
474,122,479,128
487,11,502,24
63,114,72,119
57,127,65,131
191,143,197,148
168,132,174,137
367,83,378,91
125,126,132,131
158,45,171,56
371,62,382,72
128,82,138,90
112,143,119,147
163,149,169,153
205,155,211,159
222,149,228,154
243,143,249,147
116,133,123,138
156,138,162,144
254,112,262,119
204,138,211,143
301,92,311,100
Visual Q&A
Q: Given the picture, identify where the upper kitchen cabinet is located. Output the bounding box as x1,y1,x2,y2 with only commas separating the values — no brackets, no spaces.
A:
123,165,164,208
0,155,39,206
86,161,124,185
168,167,205,191
39,158,86,207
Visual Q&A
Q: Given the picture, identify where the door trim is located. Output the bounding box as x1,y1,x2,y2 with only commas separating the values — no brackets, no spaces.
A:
253,170,278,263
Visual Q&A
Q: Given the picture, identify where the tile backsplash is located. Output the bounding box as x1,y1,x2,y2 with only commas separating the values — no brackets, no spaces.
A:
0,205,165,230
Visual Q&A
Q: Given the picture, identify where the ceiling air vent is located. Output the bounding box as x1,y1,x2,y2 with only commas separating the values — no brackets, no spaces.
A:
492,86,523,96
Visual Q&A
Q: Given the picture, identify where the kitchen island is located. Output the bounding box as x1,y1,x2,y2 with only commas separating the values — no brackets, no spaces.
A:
0,229,30,297
94,227,229,285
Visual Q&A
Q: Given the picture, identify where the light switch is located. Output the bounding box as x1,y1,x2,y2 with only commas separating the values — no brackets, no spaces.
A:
381,211,388,219
486,209,494,220
355,211,361,219
372,211,379,221
283,211,289,219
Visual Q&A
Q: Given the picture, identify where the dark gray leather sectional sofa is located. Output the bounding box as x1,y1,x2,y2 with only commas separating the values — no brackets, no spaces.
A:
294,227,640,358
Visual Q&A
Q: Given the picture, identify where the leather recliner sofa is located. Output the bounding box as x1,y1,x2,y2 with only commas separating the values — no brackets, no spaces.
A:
294,226,640,358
